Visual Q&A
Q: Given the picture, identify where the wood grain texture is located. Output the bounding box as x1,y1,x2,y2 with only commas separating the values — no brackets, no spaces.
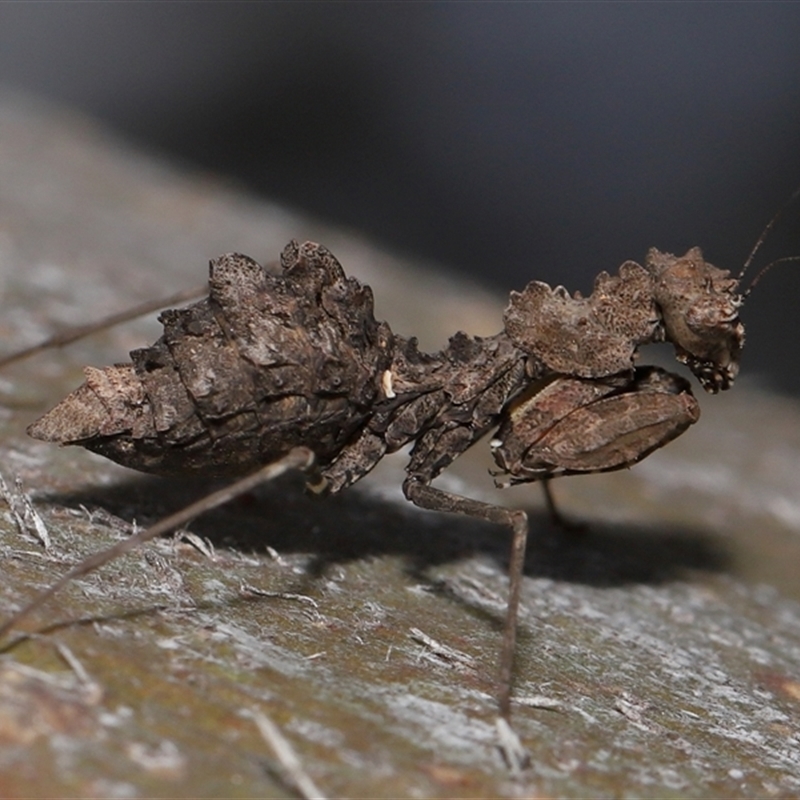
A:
1,90,800,798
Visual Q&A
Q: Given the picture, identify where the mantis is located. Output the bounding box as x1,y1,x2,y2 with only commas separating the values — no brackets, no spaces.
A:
0,198,795,770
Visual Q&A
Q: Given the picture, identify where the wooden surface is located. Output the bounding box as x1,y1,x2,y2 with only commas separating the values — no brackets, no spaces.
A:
1,89,800,798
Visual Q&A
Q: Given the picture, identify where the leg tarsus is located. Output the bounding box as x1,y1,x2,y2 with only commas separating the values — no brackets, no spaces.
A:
316,430,386,495
496,716,531,775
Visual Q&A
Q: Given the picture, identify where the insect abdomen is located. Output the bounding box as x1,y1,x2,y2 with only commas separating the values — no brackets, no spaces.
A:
28,243,394,477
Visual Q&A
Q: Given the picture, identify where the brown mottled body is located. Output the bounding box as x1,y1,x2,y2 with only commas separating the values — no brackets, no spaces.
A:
24,239,746,769
29,242,742,491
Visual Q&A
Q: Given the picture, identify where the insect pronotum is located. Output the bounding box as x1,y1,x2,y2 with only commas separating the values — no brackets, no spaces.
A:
0,198,796,769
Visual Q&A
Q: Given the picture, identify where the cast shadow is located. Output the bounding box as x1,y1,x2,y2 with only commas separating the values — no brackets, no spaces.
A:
41,469,731,589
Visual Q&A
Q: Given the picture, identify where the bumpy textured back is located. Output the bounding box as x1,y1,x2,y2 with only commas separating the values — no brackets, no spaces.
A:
28,242,394,476
503,261,661,378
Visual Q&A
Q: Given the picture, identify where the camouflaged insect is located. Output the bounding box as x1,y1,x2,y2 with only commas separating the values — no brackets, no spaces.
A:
29,240,743,494
25,237,746,744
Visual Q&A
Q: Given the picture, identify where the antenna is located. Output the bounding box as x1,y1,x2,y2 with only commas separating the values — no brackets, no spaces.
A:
737,184,800,285
742,255,800,299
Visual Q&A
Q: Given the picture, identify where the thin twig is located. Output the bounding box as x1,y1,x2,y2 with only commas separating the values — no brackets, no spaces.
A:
249,708,327,800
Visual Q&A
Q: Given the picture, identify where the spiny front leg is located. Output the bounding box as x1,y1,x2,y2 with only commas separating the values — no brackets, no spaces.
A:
492,366,700,486
402,476,530,771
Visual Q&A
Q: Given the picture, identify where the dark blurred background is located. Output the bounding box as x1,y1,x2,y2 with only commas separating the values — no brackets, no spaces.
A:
2,3,800,392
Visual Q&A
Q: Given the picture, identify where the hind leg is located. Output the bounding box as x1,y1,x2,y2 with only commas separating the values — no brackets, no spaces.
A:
0,447,316,640
403,476,531,773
